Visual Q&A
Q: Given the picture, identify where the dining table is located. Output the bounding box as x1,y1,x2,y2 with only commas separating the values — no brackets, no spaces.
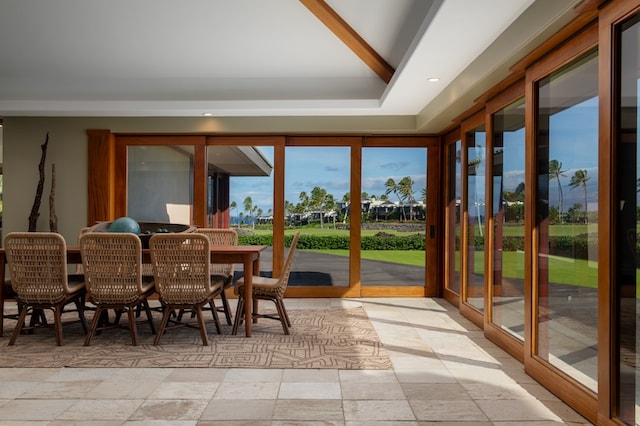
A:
0,244,268,338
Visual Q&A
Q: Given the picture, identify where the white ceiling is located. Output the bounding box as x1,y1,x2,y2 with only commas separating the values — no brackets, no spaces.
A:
0,0,582,132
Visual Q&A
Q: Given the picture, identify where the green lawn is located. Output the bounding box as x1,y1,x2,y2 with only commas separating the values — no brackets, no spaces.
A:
305,249,425,266
246,224,638,293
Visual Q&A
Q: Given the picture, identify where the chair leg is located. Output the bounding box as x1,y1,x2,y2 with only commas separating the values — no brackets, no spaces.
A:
154,307,173,345
219,290,232,326
53,307,64,346
273,299,290,335
127,308,138,346
278,298,292,327
142,301,156,335
194,306,209,346
85,305,105,346
232,295,245,335
8,306,30,345
208,300,222,334
74,299,89,334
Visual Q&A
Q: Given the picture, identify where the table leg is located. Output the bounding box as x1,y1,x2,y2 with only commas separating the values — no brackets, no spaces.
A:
243,256,253,337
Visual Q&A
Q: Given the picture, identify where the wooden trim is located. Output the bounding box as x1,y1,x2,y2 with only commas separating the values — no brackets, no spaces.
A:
443,129,461,300
208,135,284,146
598,1,640,423
273,144,286,276
510,13,599,74
459,111,486,329
475,75,525,107
524,20,600,425
350,140,362,293
286,135,362,146
361,286,426,297
485,80,525,115
425,140,441,297
193,144,207,227
483,107,494,330
485,323,525,362
574,0,608,14
299,0,395,83
525,357,598,420
483,83,526,359
86,129,115,225
362,136,438,147
116,135,206,146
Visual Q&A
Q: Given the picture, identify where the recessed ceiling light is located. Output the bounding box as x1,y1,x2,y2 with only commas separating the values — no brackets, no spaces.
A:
427,77,440,82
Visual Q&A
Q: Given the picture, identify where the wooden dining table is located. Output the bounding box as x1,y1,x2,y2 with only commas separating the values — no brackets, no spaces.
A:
0,244,268,338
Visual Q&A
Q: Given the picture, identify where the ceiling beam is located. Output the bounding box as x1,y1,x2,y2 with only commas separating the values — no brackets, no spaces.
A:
299,0,395,83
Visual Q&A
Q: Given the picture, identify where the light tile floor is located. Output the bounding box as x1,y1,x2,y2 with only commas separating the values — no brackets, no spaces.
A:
0,297,592,425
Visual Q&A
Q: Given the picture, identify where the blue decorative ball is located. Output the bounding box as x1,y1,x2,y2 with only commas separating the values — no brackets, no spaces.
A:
108,217,141,234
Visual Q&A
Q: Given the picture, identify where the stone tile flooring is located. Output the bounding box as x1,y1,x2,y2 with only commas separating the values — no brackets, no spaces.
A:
0,297,592,424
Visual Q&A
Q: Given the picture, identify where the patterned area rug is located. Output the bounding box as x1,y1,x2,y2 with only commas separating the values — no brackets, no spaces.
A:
0,307,391,369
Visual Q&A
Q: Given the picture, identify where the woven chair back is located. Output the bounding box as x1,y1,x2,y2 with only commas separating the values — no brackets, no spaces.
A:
149,233,212,305
196,228,238,276
273,231,300,298
79,232,144,305
4,232,70,304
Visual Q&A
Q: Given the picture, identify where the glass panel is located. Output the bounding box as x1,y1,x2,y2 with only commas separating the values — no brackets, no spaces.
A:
213,145,274,274
127,145,194,224
491,98,526,340
466,125,486,311
446,140,462,294
361,147,426,286
616,13,640,425
285,146,350,287
536,50,598,392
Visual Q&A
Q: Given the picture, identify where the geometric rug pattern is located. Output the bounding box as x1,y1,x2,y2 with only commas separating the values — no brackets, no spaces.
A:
0,307,391,369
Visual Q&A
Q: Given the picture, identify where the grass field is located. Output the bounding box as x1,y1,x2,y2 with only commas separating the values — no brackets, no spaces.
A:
244,223,636,293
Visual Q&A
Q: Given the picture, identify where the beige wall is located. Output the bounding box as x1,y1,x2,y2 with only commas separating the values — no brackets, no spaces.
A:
2,115,419,244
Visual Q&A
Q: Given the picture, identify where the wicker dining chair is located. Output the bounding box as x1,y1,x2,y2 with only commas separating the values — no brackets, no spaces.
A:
149,233,225,346
195,228,238,325
4,232,89,346
79,232,156,346
232,232,300,335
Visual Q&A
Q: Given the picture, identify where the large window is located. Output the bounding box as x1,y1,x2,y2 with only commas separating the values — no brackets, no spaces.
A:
535,50,598,392
446,139,462,296
466,124,486,312
284,146,350,287
491,98,526,340
361,147,426,286
128,145,194,224
615,12,640,425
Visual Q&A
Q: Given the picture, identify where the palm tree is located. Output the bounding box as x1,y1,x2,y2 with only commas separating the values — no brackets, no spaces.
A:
385,178,406,221
549,160,567,223
569,169,590,223
230,200,238,227
310,186,328,228
342,192,350,224
298,191,309,214
398,176,415,220
243,196,255,229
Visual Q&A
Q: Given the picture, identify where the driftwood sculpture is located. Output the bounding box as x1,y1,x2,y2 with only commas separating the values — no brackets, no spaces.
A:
49,163,57,232
28,132,49,232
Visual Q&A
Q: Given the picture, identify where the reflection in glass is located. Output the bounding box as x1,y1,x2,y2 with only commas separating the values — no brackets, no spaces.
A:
285,147,350,287
361,148,426,286
447,140,462,294
536,50,598,392
491,98,526,340
616,14,640,425
466,125,486,311
128,145,193,224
